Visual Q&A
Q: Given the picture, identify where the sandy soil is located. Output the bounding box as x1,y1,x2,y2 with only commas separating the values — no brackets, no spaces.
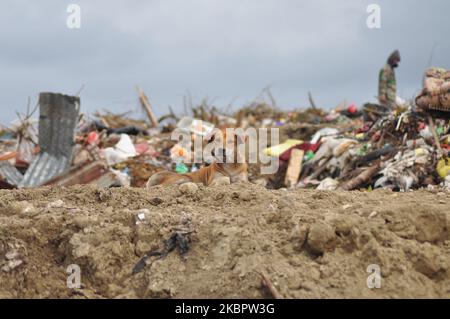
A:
0,183,449,299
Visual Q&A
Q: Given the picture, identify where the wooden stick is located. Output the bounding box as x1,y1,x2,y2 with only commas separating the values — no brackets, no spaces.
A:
257,270,282,299
308,91,317,109
136,86,159,128
339,163,381,191
285,149,304,188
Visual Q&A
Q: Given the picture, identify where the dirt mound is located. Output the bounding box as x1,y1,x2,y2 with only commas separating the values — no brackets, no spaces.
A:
0,184,449,298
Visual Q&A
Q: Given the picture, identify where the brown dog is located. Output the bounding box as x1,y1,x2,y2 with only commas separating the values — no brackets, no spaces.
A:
146,128,248,187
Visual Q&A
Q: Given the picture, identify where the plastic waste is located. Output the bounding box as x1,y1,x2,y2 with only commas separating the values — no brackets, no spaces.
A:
348,103,358,114
176,117,215,137
419,126,433,139
87,131,99,145
310,128,339,144
263,139,303,157
104,134,137,166
170,144,191,163
436,159,450,178
317,178,339,190
304,150,315,162
175,162,189,174
406,138,427,148
110,168,131,187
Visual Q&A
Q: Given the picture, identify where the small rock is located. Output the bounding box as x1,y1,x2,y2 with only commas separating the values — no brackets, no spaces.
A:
10,201,37,215
179,182,198,195
278,197,294,210
239,191,253,201
306,222,337,254
47,199,65,209
135,209,150,224
368,211,378,219
290,224,309,250
253,178,268,187
5,251,19,260
328,215,355,236
145,281,175,299
149,197,164,206
73,216,96,228
72,242,91,258
2,259,23,272
211,177,231,186
214,193,224,200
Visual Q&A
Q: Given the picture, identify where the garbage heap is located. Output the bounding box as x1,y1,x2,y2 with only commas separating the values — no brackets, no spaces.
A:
270,108,449,191
1,80,450,191
416,68,450,113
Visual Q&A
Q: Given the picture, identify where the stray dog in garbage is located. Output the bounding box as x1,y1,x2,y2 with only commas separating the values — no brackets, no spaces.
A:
146,128,248,187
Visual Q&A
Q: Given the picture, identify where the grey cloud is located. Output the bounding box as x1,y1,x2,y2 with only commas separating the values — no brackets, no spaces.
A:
0,0,449,123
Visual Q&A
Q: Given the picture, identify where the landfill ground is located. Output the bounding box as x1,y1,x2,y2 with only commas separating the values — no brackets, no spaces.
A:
0,183,449,299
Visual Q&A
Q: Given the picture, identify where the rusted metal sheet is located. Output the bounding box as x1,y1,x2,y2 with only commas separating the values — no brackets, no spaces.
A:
0,161,23,186
19,93,80,187
44,161,108,187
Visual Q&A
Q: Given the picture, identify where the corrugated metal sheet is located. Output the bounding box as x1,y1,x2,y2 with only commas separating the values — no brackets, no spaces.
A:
20,153,70,187
19,93,80,188
0,162,23,186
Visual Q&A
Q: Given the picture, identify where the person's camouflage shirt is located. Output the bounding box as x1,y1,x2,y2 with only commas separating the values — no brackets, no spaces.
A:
378,64,397,107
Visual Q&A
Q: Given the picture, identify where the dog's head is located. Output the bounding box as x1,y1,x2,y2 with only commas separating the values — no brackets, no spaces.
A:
204,127,247,164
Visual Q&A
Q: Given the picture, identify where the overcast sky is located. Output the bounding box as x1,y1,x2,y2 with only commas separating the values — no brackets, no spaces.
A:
0,0,449,124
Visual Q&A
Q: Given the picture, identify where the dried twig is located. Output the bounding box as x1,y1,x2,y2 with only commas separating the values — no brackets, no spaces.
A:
256,270,282,299
308,91,317,110
136,86,159,128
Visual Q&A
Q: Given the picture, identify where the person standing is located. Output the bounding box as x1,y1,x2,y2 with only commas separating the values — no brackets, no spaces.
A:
378,50,401,108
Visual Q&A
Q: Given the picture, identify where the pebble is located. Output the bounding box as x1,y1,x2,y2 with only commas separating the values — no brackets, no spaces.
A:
307,222,337,254
211,177,231,186
179,183,198,195
47,199,65,209
368,211,378,219
239,191,253,201
5,251,19,260
149,197,164,206
1,259,23,272
11,201,37,215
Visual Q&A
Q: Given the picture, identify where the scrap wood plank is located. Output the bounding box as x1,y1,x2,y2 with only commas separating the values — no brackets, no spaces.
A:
44,160,108,186
285,149,304,188
136,86,159,128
